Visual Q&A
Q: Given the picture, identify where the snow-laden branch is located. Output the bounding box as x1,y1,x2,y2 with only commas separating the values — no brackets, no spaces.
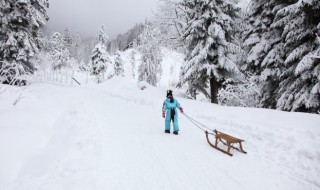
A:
308,55,320,59
309,35,320,58
222,90,249,107
308,34,320,59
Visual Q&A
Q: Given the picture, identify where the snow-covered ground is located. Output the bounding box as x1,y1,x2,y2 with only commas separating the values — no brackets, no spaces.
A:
0,75,320,190
1,48,320,190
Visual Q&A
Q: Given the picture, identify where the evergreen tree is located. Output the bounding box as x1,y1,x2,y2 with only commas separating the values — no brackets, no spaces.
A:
114,51,124,76
63,28,73,54
243,0,320,113
137,25,162,86
274,0,320,113
180,0,242,103
72,33,82,62
90,25,111,83
42,35,52,53
107,23,145,53
130,50,136,79
50,32,69,70
242,0,287,108
0,0,49,84
96,25,108,45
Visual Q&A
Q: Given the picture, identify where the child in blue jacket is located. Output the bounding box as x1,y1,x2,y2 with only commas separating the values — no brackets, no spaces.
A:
162,90,183,135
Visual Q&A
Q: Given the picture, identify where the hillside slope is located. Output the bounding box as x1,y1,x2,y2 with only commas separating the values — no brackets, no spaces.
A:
0,77,319,190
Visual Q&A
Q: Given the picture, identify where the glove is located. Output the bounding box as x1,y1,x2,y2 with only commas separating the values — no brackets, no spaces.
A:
162,112,165,118
179,107,184,113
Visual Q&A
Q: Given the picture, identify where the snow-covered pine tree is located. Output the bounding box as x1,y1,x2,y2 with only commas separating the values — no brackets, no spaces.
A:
137,25,162,86
108,23,145,52
179,0,242,103
50,32,70,70
114,51,124,76
274,0,320,113
42,35,52,53
72,33,82,63
241,0,287,108
130,50,136,79
0,0,49,84
63,28,73,55
96,25,108,46
90,25,111,83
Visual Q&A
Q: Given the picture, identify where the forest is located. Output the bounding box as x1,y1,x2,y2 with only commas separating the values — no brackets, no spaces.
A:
0,0,319,113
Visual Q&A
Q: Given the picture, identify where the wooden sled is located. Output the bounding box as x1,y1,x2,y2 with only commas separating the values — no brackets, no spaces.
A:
205,130,247,156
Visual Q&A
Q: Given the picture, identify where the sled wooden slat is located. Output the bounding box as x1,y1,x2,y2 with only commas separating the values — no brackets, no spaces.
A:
205,130,247,156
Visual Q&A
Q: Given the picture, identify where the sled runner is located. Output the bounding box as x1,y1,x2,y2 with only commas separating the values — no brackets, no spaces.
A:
182,113,247,156
205,130,247,156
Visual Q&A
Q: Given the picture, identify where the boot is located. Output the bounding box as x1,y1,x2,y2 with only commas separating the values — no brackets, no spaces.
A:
173,131,178,135
165,130,170,133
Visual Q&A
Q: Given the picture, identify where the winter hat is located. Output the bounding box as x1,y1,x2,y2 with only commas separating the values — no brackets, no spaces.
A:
166,90,173,97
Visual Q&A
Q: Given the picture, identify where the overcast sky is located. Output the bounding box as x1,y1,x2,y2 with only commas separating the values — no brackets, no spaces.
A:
45,0,159,39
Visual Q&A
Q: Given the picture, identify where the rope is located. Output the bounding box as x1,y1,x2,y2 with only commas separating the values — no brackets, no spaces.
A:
182,112,215,133
182,113,214,131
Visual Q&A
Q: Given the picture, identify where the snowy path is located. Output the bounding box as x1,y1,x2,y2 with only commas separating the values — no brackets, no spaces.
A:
0,79,319,190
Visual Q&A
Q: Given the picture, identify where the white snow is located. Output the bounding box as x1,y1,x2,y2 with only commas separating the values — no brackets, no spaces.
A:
0,73,320,190
0,47,320,190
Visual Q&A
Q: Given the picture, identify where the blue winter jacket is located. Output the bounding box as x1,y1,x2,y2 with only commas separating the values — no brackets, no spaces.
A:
162,98,181,131
162,98,181,112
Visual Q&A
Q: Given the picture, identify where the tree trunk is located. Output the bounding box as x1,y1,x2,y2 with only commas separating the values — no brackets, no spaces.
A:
210,76,218,104
192,89,197,100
